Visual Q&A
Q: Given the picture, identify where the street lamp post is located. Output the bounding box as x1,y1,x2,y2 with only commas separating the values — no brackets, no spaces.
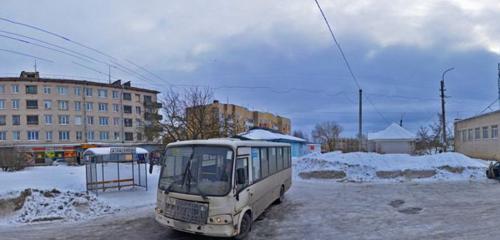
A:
440,67,454,152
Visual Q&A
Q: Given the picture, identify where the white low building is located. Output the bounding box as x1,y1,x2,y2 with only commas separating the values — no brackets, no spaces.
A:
367,123,416,154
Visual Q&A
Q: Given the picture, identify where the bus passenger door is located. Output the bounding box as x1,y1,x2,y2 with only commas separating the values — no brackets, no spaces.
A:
234,157,252,217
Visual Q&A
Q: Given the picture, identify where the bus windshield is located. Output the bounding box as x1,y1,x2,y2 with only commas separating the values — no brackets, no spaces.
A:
159,146,234,196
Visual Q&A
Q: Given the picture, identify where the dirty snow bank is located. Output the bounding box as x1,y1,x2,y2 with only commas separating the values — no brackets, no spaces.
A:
294,152,489,182
0,165,160,225
0,188,114,224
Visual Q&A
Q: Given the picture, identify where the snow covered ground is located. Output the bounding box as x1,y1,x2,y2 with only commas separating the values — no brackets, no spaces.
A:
0,164,160,225
294,152,490,183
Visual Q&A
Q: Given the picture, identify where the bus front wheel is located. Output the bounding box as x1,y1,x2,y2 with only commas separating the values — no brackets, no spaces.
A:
235,212,252,240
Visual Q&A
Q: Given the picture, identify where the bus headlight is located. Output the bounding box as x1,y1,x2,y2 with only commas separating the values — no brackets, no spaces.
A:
208,214,233,225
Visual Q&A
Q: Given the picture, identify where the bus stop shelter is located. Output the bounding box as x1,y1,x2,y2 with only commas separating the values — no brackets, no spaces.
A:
83,147,149,195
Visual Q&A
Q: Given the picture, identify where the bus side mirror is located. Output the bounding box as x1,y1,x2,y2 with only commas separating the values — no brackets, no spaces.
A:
236,168,246,185
149,163,154,174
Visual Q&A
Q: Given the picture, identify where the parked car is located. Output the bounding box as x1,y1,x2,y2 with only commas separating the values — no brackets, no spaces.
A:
486,162,500,179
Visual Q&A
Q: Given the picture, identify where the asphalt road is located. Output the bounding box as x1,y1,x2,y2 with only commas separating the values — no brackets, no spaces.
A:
3,180,500,240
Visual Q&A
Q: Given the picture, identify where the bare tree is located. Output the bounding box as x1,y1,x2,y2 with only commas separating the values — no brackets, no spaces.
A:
415,126,432,155
162,87,233,144
311,121,343,152
292,130,308,141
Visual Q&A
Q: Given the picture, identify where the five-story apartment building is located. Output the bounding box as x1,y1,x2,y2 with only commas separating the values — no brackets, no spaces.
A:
0,71,161,164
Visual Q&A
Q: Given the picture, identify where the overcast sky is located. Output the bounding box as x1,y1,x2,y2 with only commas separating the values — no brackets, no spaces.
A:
1,0,500,137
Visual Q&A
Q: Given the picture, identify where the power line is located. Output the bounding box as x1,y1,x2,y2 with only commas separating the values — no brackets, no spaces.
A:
0,48,54,63
313,0,361,90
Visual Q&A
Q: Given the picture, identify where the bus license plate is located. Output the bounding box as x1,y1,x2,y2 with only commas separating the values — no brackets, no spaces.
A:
173,220,190,229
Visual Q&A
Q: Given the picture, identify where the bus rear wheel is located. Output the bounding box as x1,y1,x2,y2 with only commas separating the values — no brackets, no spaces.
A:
235,212,252,240
276,186,285,204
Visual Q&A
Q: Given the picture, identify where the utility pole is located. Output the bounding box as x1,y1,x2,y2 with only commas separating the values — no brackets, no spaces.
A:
34,59,37,72
440,67,454,152
358,89,362,151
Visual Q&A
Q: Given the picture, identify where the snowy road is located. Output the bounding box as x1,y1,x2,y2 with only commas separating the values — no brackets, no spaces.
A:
3,180,500,240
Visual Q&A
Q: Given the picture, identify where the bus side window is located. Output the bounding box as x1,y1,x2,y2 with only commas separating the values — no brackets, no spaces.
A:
269,147,277,174
261,148,269,178
251,148,261,182
236,157,249,191
284,147,290,168
277,147,283,171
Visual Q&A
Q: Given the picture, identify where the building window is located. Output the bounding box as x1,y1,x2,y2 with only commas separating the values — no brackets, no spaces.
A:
57,86,68,95
98,89,108,98
75,116,82,125
123,92,131,100
124,118,133,127
12,131,20,141
475,127,481,140
112,90,120,99
137,132,142,141
74,87,81,96
0,115,5,125
76,131,83,140
44,100,52,110
26,85,37,94
98,103,108,112
11,84,19,93
461,130,466,142
59,131,70,141
114,132,120,140
483,126,489,139
99,131,109,140
468,129,473,141
135,94,141,102
135,106,141,114
84,87,93,97
11,99,19,109
58,100,69,111
85,102,93,111
27,131,39,141
113,117,121,126
113,104,120,112
44,86,51,94
12,115,20,126
123,105,132,114
0,131,6,141
0,100,5,109
135,118,142,127
27,115,39,125
46,131,53,141
99,117,109,126
26,100,38,109
58,115,70,125
125,132,133,141
87,131,95,141
87,116,94,125
74,101,81,111
144,95,152,103
45,115,52,125
492,125,499,139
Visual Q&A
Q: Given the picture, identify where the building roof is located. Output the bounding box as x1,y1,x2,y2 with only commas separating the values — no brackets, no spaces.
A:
454,109,500,124
236,128,306,143
368,123,416,141
0,76,160,94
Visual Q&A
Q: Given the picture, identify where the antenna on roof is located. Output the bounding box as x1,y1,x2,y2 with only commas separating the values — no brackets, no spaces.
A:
498,63,500,109
34,58,37,72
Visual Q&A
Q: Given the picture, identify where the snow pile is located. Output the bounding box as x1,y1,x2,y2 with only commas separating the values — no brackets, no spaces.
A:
294,152,489,182
1,189,114,224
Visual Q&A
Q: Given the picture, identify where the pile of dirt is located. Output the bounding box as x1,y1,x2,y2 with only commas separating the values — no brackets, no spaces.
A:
299,170,346,179
0,189,32,218
438,165,465,174
376,170,437,179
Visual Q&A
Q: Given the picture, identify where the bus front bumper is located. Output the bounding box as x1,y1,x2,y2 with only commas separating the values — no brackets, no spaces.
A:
155,213,237,237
